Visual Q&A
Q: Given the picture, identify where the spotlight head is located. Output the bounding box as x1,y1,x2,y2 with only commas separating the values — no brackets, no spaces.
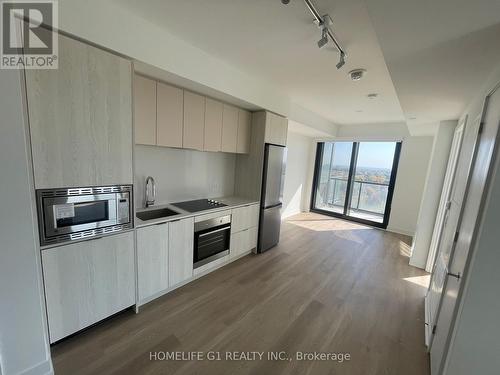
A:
317,36,328,49
281,0,290,4
336,52,346,69
317,27,328,49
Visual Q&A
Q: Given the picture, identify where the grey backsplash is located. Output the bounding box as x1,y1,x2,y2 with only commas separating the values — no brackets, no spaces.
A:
134,145,236,208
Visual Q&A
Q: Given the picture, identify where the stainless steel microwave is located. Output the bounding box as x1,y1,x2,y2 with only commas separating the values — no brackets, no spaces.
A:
36,185,133,246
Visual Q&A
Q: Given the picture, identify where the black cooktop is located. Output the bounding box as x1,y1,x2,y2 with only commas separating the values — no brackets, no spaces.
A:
171,199,227,213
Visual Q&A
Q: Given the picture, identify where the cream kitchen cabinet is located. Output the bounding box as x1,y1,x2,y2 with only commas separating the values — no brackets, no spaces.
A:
221,104,239,153
136,223,169,302
134,75,157,146
42,232,135,343
26,34,133,189
157,82,183,148
183,91,205,150
265,112,288,146
230,227,258,260
237,109,252,154
204,98,223,152
168,217,194,287
231,204,259,233
230,203,259,259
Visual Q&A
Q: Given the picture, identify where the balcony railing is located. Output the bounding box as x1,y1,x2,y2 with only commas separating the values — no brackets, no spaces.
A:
318,177,389,216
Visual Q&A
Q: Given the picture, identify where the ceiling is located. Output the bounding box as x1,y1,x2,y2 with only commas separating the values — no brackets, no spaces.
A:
114,0,405,125
114,0,500,127
364,0,500,125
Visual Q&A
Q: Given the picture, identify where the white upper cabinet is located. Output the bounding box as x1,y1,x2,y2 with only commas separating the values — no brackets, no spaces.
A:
132,73,251,154
265,112,288,146
183,91,205,150
26,34,133,188
157,82,183,148
221,104,239,153
134,75,157,146
204,98,223,152
237,109,252,154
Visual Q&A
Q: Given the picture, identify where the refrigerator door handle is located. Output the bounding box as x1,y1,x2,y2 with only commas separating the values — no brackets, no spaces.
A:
263,202,282,210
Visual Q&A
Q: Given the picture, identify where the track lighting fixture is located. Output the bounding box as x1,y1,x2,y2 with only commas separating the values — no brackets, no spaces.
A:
281,0,347,69
317,26,328,49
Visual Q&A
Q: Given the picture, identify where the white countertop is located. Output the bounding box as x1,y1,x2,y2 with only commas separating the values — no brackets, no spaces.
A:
135,196,260,228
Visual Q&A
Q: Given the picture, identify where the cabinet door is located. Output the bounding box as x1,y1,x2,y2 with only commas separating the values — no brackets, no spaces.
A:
230,228,256,259
230,230,246,259
265,112,288,146
169,217,194,287
204,98,223,152
248,226,258,251
134,75,157,146
183,91,205,150
42,232,135,343
157,82,183,148
221,104,239,153
249,204,260,228
136,223,169,302
26,34,133,188
237,109,252,154
231,204,259,233
231,205,250,233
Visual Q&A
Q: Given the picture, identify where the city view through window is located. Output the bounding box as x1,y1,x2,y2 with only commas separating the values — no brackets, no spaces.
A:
313,141,399,225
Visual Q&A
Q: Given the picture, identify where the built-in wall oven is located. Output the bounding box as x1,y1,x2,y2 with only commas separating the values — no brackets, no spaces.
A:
36,185,133,246
193,214,231,269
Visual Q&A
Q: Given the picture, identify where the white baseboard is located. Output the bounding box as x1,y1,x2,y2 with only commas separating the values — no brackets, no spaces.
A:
386,226,415,237
19,359,53,375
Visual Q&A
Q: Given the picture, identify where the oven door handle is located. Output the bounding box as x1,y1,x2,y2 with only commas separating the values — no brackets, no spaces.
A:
198,225,231,238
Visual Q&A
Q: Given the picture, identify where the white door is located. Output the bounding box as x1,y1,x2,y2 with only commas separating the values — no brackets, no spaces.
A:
426,115,481,348
426,120,465,272
430,85,500,375
424,121,465,345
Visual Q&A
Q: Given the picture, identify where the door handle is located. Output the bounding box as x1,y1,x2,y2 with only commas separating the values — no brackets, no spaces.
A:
447,271,461,280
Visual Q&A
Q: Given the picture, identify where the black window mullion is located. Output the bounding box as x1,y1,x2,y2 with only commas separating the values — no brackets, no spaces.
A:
343,142,359,215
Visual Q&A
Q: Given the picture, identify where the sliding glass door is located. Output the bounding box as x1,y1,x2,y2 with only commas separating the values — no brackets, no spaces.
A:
311,141,401,228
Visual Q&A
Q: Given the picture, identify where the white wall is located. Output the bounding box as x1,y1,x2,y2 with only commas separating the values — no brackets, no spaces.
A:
134,145,236,208
0,70,53,374
387,136,434,236
282,132,314,218
410,121,456,268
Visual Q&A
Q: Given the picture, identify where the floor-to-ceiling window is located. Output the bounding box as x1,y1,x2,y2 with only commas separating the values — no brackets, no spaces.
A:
311,141,401,228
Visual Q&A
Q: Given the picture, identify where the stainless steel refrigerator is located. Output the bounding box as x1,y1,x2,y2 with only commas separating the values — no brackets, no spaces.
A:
258,143,287,253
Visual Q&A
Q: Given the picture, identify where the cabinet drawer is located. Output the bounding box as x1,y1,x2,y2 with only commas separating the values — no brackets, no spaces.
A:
231,204,259,233
230,227,257,259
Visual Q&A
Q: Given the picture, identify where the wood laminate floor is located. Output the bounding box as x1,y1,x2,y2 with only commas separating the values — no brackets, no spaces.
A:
51,213,430,375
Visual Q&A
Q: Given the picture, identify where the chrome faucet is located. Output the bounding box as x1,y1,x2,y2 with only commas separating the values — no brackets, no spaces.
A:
145,176,156,208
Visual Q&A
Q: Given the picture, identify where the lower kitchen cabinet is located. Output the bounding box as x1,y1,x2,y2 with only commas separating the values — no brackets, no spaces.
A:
231,203,260,233
42,232,135,343
136,223,169,302
168,217,194,287
230,227,258,259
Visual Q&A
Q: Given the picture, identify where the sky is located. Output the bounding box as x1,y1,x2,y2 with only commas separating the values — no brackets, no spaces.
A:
330,142,396,169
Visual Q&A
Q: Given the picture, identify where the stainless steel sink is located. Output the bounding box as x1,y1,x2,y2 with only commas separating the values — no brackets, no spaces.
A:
136,208,180,221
